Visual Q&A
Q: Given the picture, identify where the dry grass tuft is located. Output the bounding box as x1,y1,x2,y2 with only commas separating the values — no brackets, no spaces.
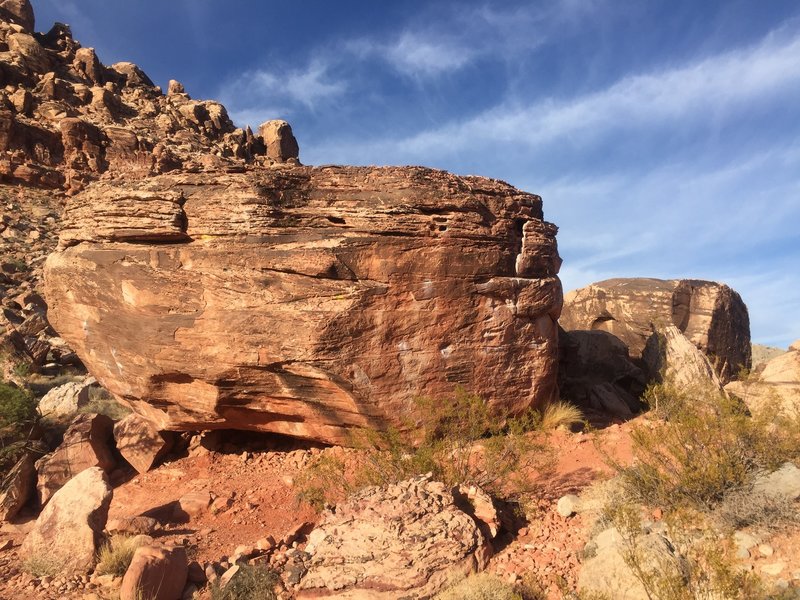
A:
96,534,147,576
540,400,584,431
436,573,524,600
22,553,60,577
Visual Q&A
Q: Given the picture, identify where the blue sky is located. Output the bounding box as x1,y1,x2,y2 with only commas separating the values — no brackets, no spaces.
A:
37,0,800,348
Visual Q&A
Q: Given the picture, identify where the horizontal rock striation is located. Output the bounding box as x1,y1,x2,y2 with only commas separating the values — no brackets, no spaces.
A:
560,278,750,383
44,165,563,444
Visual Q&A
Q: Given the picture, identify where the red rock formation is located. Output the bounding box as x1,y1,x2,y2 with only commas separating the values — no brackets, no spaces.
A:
559,278,750,383
44,166,563,444
0,3,294,194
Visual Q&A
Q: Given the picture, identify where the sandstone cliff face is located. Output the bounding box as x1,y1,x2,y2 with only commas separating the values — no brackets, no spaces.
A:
559,278,750,383
44,166,563,444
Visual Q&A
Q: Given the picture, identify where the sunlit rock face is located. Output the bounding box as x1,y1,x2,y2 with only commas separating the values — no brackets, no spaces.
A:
560,277,751,383
44,165,563,444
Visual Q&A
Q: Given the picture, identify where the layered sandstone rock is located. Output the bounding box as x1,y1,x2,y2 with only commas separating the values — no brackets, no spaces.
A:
560,278,750,383
642,324,722,392
725,340,800,416
36,412,115,505
298,475,491,598
44,166,562,444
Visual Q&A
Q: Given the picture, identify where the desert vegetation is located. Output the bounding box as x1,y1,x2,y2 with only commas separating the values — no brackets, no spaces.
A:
296,389,583,511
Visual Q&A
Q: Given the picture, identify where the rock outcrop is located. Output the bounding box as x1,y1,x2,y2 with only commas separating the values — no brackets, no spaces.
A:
119,545,188,600
725,340,800,416
44,166,563,444
560,278,750,383
0,452,35,520
558,328,647,416
0,3,294,195
642,324,722,392
298,476,491,599
36,412,115,505
20,466,112,574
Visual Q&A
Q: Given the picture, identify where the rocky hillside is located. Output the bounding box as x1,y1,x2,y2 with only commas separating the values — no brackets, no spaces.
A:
0,0,298,194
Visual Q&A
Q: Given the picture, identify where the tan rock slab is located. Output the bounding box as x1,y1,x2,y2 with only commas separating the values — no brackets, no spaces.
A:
20,467,112,574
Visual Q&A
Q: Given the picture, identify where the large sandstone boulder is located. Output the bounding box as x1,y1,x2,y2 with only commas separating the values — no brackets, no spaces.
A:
642,324,722,392
560,278,750,383
20,466,112,574
37,378,93,420
36,413,115,505
298,476,491,599
120,544,188,600
578,526,687,600
725,340,800,416
44,166,563,444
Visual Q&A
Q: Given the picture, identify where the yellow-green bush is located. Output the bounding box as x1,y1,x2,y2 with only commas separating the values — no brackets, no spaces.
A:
0,381,37,473
296,388,557,510
615,381,800,512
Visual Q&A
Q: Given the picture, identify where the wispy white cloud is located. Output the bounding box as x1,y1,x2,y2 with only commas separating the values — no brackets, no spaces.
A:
220,59,346,128
383,31,474,77
377,27,800,158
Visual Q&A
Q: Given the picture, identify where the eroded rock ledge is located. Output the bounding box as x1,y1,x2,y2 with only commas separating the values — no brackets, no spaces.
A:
44,165,562,444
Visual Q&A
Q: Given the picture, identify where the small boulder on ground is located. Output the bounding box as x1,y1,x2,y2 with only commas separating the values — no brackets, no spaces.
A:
298,475,490,599
37,378,93,420
20,466,112,574
36,412,115,506
106,515,159,536
119,544,188,600
114,413,175,474
578,526,687,600
753,462,800,501
0,453,36,521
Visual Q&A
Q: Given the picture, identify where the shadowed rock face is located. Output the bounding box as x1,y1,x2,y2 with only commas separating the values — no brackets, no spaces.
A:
44,165,563,444
559,278,750,383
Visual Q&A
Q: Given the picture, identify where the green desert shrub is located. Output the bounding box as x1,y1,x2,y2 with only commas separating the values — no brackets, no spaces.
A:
210,564,279,600
613,380,800,512
0,381,37,472
0,381,36,429
599,502,764,600
296,388,554,510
